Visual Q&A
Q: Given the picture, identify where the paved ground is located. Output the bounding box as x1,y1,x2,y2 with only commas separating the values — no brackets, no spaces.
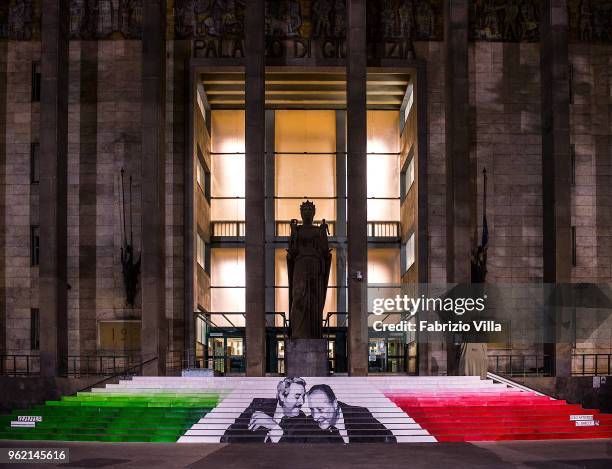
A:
0,439,610,468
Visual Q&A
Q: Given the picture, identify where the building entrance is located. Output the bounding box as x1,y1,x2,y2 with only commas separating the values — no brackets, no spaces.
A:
368,336,417,374
188,66,423,376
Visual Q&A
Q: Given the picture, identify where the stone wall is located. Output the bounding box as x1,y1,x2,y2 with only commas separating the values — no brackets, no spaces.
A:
415,41,446,284
470,42,543,283
569,44,612,283
93,40,142,346
165,40,189,352
4,41,39,353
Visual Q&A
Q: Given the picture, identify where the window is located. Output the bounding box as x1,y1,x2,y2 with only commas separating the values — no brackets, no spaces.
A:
30,308,40,350
31,62,41,102
31,142,40,183
196,233,206,270
196,158,204,190
31,225,40,266
568,63,574,105
571,226,577,267
405,155,414,192
401,148,414,201
405,232,415,272
196,313,206,345
570,144,576,186
196,146,211,202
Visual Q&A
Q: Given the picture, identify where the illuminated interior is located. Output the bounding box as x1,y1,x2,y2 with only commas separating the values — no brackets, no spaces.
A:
275,110,336,222
210,248,245,327
367,110,401,222
194,69,415,373
211,110,245,221
368,248,401,284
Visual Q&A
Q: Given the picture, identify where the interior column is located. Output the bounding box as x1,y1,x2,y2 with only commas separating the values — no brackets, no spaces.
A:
244,0,266,376
346,0,368,376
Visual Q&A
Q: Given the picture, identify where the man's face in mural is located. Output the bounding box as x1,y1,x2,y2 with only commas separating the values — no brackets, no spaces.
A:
278,382,306,417
308,390,339,430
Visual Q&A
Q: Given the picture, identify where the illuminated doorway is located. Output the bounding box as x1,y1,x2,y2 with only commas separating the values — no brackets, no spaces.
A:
187,66,425,375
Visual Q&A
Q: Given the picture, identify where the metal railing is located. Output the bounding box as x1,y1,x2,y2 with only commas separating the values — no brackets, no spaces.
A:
488,354,552,377
210,220,400,239
61,354,142,378
77,357,158,393
211,220,245,237
276,220,336,237
0,354,40,376
323,312,348,328
572,353,612,376
367,221,400,238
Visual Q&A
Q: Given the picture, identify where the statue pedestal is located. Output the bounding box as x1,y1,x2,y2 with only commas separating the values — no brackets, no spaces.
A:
285,339,329,377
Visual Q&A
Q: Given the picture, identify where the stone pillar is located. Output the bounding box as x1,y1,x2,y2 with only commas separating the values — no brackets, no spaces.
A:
184,52,196,367
335,110,347,318
444,0,473,283
346,0,368,376
540,0,571,377
141,0,167,375
39,0,69,377
0,42,6,355
265,110,276,319
78,42,98,357
335,110,348,373
170,40,192,361
444,0,473,376
244,0,266,376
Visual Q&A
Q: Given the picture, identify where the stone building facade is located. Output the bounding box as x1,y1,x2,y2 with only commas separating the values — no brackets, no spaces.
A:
0,0,611,377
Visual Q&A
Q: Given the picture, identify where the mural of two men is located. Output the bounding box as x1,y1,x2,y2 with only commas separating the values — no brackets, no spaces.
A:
221,377,396,443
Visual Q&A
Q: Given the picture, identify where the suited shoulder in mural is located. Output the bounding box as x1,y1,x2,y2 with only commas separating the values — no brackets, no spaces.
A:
306,384,396,443
221,376,316,443
221,378,396,443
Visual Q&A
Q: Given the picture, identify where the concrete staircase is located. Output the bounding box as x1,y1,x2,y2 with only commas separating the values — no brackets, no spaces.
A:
1,376,610,443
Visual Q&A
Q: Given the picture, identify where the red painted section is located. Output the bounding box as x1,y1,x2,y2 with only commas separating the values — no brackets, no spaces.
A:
385,390,612,442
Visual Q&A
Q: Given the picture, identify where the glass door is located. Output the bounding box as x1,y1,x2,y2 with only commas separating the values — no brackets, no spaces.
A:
277,339,285,375
208,337,225,373
226,337,245,373
387,338,406,373
368,339,386,372
328,338,335,373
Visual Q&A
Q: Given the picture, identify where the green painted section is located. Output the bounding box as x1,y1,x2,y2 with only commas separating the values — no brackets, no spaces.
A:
0,391,222,442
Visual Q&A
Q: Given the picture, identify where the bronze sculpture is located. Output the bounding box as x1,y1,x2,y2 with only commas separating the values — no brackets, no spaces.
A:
287,201,332,339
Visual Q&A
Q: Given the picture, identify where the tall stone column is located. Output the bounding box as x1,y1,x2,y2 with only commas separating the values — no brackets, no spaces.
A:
335,110,348,374
39,0,69,377
444,0,473,376
141,0,167,375
0,42,6,355
444,0,473,283
346,0,368,376
244,0,266,376
540,0,571,377
78,42,98,357
265,109,276,318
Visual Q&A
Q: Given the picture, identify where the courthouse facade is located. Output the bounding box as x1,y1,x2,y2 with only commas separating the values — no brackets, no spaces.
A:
0,0,611,378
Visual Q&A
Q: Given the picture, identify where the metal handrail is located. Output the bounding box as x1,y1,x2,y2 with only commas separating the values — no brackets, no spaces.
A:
61,354,142,377
486,372,547,397
0,354,40,376
76,356,159,393
488,353,552,377
572,353,612,376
